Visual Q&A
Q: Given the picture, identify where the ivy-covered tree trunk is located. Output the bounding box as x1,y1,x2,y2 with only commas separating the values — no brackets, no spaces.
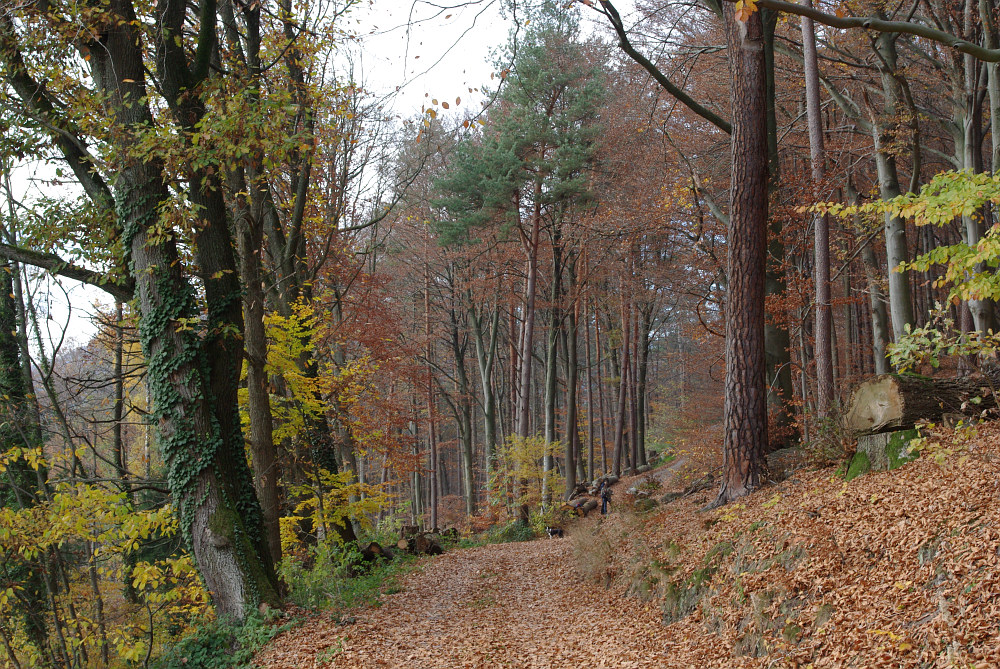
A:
89,0,278,619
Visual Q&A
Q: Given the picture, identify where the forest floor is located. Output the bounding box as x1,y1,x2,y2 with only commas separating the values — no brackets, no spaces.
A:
256,422,1000,668
254,535,671,668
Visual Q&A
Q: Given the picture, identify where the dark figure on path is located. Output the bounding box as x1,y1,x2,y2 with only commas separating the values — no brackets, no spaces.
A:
600,483,611,514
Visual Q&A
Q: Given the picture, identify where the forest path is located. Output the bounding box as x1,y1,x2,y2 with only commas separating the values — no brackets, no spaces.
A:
254,533,673,668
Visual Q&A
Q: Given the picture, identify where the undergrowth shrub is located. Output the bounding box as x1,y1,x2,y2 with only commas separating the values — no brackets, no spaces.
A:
278,539,415,611
485,519,536,543
571,530,614,584
801,413,852,466
151,611,295,669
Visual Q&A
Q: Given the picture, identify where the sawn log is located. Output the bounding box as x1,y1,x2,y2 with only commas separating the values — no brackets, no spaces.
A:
844,373,998,434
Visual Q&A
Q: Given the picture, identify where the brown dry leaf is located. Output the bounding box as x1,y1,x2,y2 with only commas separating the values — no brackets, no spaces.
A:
256,423,1000,668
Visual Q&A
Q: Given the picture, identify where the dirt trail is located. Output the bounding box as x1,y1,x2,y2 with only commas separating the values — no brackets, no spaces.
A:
255,533,673,668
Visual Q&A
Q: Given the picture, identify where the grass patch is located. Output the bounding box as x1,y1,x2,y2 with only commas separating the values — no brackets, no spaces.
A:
485,519,536,544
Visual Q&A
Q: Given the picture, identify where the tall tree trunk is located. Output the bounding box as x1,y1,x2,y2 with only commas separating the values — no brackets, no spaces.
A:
713,4,769,506
0,259,49,657
596,310,609,474
871,31,915,341
801,0,834,416
448,292,476,516
982,0,1000,171
471,303,500,493
423,262,439,530
959,16,996,334
762,8,797,447
542,234,561,504
87,0,279,618
627,298,639,473
849,183,890,374
584,290,596,480
611,292,630,477
516,191,543,439
636,302,652,468
562,281,580,499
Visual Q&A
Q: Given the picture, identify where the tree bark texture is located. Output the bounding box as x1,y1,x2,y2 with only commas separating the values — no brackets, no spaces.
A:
714,5,769,506
871,32,915,341
801,0,834,416
516,191,543,439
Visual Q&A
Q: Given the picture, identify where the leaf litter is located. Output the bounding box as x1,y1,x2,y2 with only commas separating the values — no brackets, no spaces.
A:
257,422,1000,668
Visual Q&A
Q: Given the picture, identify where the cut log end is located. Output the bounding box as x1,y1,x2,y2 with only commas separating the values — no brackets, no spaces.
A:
845,373,998,435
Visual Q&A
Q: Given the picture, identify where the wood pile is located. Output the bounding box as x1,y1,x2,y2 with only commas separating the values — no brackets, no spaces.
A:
587,474,618,496
395,527,458,556
561,497,599,517
359,540,395,563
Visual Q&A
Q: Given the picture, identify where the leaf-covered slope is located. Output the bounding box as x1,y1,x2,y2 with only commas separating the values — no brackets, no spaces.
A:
590,424,1000,667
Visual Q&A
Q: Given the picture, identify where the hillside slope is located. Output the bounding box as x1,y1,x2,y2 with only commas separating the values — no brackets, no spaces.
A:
586,422,1000,667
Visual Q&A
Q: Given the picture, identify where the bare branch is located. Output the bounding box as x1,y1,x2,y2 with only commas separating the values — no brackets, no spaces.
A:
0,243,133,302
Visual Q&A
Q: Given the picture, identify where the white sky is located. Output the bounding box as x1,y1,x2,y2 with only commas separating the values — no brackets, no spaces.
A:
347,1,508,117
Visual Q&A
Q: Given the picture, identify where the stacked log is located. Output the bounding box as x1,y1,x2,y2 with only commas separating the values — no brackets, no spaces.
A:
588,474,618,496
396,528,453,555
560,496,599,517
359,541,394,563
842,371,999,479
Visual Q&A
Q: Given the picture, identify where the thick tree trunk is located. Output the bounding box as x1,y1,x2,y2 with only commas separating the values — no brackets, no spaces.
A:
90,0,278,619
0,260,49,655
713,4,769,506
